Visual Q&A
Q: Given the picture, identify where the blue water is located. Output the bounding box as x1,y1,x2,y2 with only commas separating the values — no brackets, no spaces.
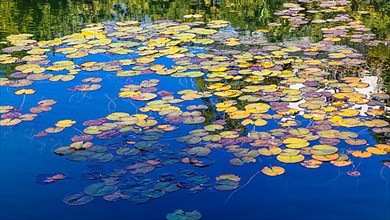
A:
1,49,390,220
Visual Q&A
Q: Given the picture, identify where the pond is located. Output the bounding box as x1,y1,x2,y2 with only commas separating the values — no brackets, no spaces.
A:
0,0,389,220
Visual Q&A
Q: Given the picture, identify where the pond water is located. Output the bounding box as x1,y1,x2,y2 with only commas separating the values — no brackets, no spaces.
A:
0,0,389,220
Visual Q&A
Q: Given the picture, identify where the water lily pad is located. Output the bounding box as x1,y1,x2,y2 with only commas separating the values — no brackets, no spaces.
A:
312,153,339,161
214,179,239,191
277,154,305,163
311,145,338,155
143,189,166,199
63,193,94,206
15,89,35,95
0,118,22,126
261,166,285,176
84,183,118,197
166,209,202,220
187,147,211,157
55,119,76,128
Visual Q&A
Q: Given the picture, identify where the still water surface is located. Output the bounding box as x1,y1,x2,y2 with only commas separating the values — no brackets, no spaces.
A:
0,0,389,220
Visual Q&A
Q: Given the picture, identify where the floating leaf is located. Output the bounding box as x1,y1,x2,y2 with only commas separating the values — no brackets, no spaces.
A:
84,183,118,197
312,153,339,161
0,118,22,126
166,210,202,220
15,89,35,95
261,166,285,176
351,151,372,158
276,154,305,163
63,193,94,206
311,145,338,155
55,119,76,128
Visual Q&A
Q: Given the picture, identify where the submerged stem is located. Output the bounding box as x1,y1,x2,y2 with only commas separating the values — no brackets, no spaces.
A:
72,127,83,134
224,170,262,204
127,99,139,113
20,94,26,108
104,93,117,112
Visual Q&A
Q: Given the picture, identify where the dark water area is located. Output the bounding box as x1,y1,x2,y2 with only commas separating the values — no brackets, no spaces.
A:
0,1,390,220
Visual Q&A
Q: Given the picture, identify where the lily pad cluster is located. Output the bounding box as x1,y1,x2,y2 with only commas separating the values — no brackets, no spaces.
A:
0,99,56,127
166,209,202,220
64,166,211,205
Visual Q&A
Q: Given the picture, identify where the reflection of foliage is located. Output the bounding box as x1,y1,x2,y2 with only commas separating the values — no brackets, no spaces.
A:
0,0,288,40
0,0,388,41
200,96,245,133
372,115,390,144
262,76,282,85
216,0,287,31
373,132,389,144
0,0,388,40
367,44,390,93
0,62,20,78
0,43,26,78
0,0,388,91
351,0,390,40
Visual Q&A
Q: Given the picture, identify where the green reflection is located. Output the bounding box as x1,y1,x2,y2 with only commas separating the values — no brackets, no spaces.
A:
0,0,301,40
0,0,388,91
